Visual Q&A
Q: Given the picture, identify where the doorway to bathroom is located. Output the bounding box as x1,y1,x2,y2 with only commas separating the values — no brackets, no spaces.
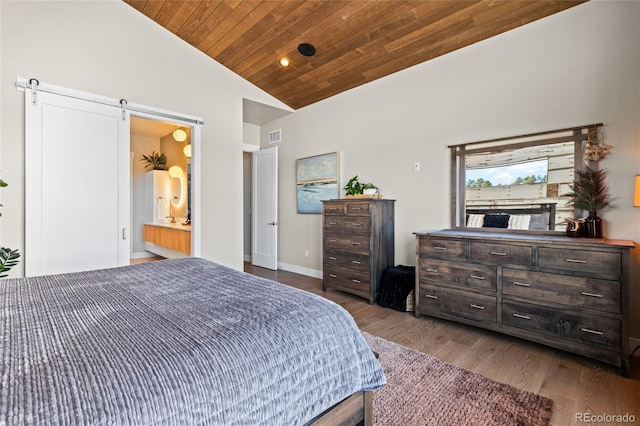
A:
130,116,197,262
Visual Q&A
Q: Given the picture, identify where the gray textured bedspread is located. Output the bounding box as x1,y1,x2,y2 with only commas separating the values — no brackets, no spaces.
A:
0,257,385,425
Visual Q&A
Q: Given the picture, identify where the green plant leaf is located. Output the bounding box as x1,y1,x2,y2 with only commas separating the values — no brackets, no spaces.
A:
343,175,363,195
140,151,167,170
0,247,21,278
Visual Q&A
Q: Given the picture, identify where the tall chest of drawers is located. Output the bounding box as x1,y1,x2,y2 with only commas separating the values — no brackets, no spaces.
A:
323,199,395,304
415,229,634,376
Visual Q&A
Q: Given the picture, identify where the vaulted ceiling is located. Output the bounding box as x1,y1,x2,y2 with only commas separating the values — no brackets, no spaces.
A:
123,0,586,110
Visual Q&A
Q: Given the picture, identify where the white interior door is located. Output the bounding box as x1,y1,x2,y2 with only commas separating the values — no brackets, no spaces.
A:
25,90,130,276
252,147,278,270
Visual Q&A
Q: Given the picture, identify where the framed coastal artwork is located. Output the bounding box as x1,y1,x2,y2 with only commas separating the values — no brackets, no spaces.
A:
296,152,339,214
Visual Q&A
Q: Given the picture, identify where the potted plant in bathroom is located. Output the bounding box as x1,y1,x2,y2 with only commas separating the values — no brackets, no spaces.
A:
140,151,167,170
565,166,611,238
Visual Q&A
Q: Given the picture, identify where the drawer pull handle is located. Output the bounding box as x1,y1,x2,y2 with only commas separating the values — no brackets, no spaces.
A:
513,281,531,287
512,313,531,320
565,258,587,264
425,268,439,273
329,239,337,243
351,242,361,245
490,252,507,256
352,207,363,210
329,274,337,278
352,279,361,284
470,304,485,310
580,291,604,298
327,207,338,210
351,260,361,265
329,256,337,260
469,275,485,280
580,327,604,336
433,246,447,251
329,221,337,225
353,223,363,226
425,294,438,300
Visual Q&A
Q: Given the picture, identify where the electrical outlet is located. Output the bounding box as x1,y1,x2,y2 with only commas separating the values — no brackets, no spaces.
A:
413,162,420,172
304,249,309,257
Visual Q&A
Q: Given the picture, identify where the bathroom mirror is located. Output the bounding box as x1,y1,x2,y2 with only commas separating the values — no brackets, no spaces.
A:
168,165,184,208
450,124,601,232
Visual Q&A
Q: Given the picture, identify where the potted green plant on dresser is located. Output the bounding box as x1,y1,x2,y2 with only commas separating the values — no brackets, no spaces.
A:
343,175,380,198
566,166,611,238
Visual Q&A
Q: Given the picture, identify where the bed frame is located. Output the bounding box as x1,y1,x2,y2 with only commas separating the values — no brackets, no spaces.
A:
309,391,372,426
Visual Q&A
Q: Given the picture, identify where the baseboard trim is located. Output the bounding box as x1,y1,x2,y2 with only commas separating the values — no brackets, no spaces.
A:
131,251,157,259
278,262,322,279
143,242,188,259
244,254,251,262
630,337,640,355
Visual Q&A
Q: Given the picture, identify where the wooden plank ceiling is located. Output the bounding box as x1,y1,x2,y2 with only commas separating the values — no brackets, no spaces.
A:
123,0,586,109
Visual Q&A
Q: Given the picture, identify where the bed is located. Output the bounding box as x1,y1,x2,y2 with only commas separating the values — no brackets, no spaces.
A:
0,257,385,425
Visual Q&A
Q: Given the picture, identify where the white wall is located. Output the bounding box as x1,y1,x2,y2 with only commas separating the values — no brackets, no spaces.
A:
0,1,289,274
243,123,260,260
262,2,640,337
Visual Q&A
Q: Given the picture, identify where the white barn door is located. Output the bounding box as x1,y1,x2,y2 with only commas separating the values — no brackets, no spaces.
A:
25,90,130,276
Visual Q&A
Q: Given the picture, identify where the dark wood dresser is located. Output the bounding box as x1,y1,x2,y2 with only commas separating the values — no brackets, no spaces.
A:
415,229,634,376
323,199,395,304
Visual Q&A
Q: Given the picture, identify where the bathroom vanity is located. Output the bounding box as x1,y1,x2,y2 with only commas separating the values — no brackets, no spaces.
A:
143,223,191,258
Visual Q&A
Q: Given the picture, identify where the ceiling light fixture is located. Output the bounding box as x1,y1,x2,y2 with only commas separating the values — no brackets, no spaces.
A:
298,43,316,57
279,58,290,67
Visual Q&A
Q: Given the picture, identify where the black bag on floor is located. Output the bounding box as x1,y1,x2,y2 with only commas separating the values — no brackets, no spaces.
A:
377,265,415,311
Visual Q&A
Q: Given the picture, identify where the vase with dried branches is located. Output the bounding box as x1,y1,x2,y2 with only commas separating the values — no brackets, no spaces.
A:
566,166,611,238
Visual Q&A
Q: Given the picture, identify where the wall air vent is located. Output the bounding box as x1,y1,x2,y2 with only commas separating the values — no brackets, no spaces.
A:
268,129,282,144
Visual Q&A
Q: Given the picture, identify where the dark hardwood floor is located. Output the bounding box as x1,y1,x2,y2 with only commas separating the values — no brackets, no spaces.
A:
244,262,640,426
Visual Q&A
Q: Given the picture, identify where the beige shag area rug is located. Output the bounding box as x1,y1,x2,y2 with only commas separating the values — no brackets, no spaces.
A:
363,332,554,426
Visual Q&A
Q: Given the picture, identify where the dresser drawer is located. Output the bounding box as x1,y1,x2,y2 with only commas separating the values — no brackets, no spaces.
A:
503,301,620,349
418,237,466,258
503,268,620,314
324,233,370,254
325,251,370,273
324,216,371,233
469,242,532,266
345,202,371,215
418,258,496,291
538,248,621,276
419,284,497,323
323,201,345,215
324,267,371,294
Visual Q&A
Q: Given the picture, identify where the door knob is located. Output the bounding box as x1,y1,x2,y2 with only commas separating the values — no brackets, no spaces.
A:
268,221,278,226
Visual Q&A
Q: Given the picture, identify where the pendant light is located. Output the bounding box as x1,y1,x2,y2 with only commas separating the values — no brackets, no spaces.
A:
173,127,187,142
